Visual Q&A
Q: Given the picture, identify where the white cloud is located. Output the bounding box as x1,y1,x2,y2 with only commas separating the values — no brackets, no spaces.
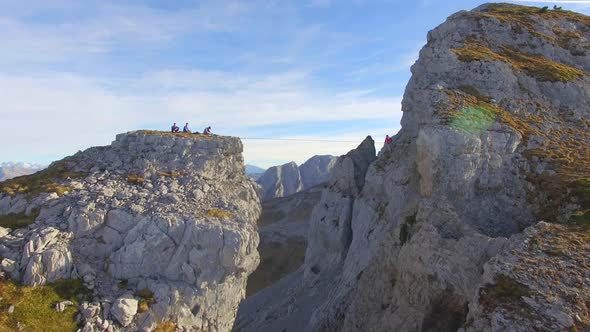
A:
0,0,407,167
243,126,400,168
0,70,402,165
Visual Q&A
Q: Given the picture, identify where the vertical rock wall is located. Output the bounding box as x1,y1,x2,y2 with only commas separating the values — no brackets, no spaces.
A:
236,3,590,332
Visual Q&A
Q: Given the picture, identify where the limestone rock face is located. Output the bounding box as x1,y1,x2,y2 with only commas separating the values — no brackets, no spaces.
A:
236,4,590,332
111,295,138,327
257,162,303,201
256,155,337,201
299,155,338,190
304,137,375,281
0,131,261,331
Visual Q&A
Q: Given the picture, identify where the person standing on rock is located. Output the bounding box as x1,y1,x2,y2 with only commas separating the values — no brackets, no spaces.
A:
183,123,191,133
171,123,180,133
385,135,393,144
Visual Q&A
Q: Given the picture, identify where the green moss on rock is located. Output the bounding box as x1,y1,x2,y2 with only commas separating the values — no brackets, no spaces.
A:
0,210,39,230
479,275,532,314
0,278,90,332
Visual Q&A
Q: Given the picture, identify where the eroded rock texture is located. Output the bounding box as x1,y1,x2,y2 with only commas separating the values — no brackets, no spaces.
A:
0,131,261,332
235,3,590,332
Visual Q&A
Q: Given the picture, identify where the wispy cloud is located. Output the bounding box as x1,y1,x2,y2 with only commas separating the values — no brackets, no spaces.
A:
0,70,401,165
0,1,253,65
0,0,416,166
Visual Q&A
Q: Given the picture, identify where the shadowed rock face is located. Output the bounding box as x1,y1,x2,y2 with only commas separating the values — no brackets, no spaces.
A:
246,185,323,297
0,131,261,332
257,162,303,201
256,155,337,202
236,4,590,332
299,155,338,190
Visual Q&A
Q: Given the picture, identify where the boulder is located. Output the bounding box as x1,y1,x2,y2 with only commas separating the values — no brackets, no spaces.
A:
110,295,138,327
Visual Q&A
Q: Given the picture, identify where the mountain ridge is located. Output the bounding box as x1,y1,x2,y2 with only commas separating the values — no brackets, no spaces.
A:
235,3,590,331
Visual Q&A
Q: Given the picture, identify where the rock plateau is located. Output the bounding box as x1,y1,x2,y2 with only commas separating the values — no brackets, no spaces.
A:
0,131,261,332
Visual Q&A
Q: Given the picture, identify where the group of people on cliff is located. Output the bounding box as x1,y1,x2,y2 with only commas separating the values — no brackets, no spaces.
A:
171,123,213,136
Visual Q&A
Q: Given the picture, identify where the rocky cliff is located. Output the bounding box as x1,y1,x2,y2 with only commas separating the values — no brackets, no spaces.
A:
0,131,261,332
257,155,337,201
235,3,590,332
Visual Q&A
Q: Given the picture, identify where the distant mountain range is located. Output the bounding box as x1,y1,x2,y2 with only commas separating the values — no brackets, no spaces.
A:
0,162,46,181
245,164,266,180
256,155,337,201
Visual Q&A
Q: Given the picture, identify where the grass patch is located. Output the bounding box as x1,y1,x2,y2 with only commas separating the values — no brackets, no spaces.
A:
479,3,590,44
481,3,590,26
439,87,590,224
479,275,532,314
206,208,233,220
153,321,177,332
569,210,590,230
0,210,39,230
126,174,145,185
0,278,89,332
135,130,218,139
136,288,155,313
117,279,128,289
451,41,587,82
552,27,585,51
0,160,84,197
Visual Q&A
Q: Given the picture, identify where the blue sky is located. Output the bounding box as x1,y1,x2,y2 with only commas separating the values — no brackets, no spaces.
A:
1,0,590,168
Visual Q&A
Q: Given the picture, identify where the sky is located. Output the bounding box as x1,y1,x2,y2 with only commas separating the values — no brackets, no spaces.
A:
1,0,590,169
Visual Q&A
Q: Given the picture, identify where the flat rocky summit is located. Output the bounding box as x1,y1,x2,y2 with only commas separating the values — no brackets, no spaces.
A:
0,130,261,331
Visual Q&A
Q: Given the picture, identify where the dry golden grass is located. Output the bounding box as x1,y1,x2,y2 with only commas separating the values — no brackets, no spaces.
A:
478,3,590,46
136,288,155,313
126,174,145,185
136,130,217,139
440,87,590,224
552,27,584,50
0,278,89,332
153,321,177,332
482,3,590,26
451,42,587,82
206,208,233,220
